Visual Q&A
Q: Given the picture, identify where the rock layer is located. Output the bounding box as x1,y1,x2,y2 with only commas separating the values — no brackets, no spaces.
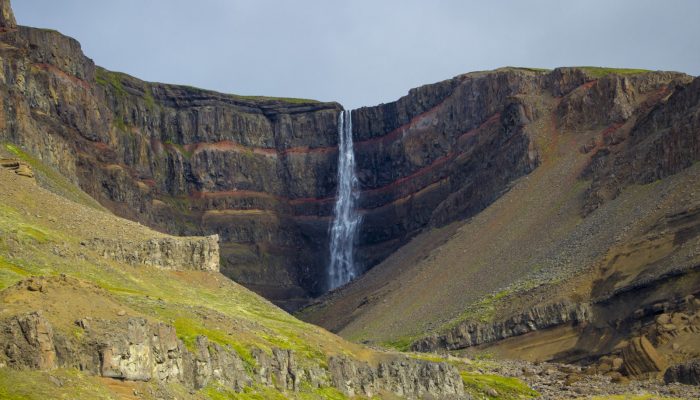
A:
0,306,466,399
86,235,220,272
413,301,591,352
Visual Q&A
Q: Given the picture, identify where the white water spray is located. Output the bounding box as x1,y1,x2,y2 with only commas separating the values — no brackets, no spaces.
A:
328,110,361,290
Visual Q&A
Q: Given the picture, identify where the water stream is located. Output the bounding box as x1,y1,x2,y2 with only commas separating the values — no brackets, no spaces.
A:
328,110,361,290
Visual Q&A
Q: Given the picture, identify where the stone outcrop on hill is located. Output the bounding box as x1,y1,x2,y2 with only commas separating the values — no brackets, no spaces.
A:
86,235,220,272
0,276,467,399
328,355,465,398
0,157,33,178
621,336,667,377
413,301,591,352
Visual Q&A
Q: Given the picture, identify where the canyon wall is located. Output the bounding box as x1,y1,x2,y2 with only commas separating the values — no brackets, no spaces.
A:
0,1,694,309
0,11,538,308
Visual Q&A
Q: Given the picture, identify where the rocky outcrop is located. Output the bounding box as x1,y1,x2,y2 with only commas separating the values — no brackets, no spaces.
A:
3,311,57,370
583,76,700,213
664,359,700,385
86,235,220,272
0,309,465,399
0,0,15,29
0,158,33,178
621,336,667,377
413,301,591,352
328,355,466,399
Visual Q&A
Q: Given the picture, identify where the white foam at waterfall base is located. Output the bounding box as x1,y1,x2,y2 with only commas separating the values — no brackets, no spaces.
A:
328,109,361,290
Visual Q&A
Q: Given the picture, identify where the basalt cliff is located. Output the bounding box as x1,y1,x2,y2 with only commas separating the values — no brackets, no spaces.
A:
0,2,540,310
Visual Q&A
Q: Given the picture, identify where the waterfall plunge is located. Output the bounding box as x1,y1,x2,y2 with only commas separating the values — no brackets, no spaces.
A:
328,110,361,290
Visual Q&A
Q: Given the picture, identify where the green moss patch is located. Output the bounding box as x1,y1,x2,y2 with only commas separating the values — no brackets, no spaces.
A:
578,67,651,78
95,67,128,97
461,372,538,400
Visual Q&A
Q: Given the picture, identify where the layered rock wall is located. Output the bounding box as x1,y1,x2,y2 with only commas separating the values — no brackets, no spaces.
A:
86,235,220,272
0,309,466,399
413,301,591,352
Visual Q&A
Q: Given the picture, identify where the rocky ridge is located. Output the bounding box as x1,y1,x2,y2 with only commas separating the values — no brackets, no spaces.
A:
85,235,220,272
0,278,465,399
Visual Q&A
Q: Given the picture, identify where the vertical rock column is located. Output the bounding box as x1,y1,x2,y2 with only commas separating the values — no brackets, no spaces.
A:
0,0,16,29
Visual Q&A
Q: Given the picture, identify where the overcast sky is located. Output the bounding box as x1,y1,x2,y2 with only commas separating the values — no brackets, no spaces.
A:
14,0,700,109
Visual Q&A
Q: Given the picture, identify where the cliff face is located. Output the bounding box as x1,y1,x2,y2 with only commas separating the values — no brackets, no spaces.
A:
297,68,698,355
0,8,341,307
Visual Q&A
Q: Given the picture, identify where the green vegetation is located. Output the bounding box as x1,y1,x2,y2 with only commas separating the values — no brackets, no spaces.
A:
112,115,129,132
143,85,157,110
506,66,551,73
0,368,114,400
95,67,128,97
591,396,684,400
460,372,538,400
233,94,320,104
382,336,419,352
577,66,651,78
447,289,511,328
3,143,105,210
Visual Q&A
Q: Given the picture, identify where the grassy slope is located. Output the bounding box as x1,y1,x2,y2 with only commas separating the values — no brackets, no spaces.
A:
96,67,321,106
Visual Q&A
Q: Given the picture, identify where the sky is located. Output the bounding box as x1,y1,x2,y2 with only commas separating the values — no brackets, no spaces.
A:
13,0,700,109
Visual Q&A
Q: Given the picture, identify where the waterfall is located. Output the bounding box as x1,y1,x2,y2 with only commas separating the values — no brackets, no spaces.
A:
328,110,361,290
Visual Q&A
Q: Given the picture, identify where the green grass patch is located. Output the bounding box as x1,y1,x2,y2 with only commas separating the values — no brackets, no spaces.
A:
577,67,651,78
299,387,350,400
143,86,157,110
233,95,320,104
505,66,551,73
381,336,419,352
171,317,257,371
95,67,128,98
112,115,129,132
0,368,114,400
17,224,51,243
203,383,289,400
446,289,512,329
461,372,538,400
591,396,684,400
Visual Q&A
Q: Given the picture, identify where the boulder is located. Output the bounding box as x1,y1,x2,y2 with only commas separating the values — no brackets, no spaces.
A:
664,359,700,386
621,336,667,377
